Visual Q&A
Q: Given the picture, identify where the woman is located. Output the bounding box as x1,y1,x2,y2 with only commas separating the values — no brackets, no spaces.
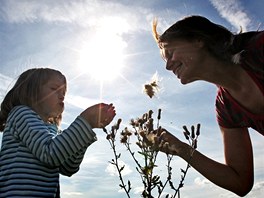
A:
152,15,263,196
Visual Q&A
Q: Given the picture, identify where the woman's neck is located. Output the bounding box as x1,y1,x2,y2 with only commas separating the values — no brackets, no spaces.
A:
202,57,244,92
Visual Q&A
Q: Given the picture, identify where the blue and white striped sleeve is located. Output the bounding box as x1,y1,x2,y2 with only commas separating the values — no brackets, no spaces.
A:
8,105,97,167
58,117,95,176
59,148,87,176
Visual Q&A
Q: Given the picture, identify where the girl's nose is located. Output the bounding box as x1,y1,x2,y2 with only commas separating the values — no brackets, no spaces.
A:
58,92,65,101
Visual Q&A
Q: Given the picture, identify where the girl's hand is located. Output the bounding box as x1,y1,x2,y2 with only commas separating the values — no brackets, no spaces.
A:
80,103,116,128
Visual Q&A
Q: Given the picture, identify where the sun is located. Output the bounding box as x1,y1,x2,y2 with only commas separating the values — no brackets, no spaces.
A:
77,17,128,81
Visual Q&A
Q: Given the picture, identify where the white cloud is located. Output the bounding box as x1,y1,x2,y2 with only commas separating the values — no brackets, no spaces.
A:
0,1,263,198
253,181,264,191
105,159,133,176
216,180,264,198
0,0,154,32
210,0,251,31
63,191,83,196
0,0,93,24
132,186,144,195
219,192,237,198
65,94,99,109
250,180,264,197
0,73,14,97
194,177,211,186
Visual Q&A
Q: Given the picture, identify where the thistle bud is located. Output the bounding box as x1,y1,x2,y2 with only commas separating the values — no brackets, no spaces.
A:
157,109,161,120
116,118,122,130
120,135,128,143
136,141,142,148
191,125,195,139
183,125,190,135
102,127,107,133
147,118,154,132
130,119,136,127
106,134,111,140
196,123,201,136
183,131,189,140
148,110,153,119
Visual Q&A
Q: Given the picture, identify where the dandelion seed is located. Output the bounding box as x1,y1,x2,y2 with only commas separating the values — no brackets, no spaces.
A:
144,84,155,98
143,72,161,98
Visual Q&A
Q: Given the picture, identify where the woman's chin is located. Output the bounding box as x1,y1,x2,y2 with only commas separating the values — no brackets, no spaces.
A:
180,78,195,85
180,78,189,85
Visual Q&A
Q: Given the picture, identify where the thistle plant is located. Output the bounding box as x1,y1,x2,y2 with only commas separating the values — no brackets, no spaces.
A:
103,109,201,198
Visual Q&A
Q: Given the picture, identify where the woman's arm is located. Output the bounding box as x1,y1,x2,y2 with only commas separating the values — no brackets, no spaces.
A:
160,127,254,197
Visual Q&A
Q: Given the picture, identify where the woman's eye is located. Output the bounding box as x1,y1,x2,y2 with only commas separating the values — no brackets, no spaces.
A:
165,51,173,61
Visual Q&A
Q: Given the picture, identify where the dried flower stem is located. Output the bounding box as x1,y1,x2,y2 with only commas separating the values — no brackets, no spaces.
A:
103,111,201,198
103,127,131,197
156,154,174,198
173,124,201,197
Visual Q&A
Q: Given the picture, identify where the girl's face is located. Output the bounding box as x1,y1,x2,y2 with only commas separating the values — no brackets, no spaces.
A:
35,75,66,123
161,39,206,84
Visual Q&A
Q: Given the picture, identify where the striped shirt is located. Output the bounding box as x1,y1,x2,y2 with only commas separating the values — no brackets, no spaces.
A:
216,31,264,134
0,105,97,197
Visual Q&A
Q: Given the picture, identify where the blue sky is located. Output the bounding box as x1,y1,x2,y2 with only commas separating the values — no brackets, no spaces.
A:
0,0,263,197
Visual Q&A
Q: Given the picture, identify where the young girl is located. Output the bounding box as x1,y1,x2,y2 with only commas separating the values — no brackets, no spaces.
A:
0,68,116,197
152,15,263,196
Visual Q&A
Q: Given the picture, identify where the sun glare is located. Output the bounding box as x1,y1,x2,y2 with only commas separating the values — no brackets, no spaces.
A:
78,17,128,81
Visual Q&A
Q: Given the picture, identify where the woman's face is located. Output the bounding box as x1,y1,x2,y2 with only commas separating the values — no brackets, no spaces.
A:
35,75,66,122
161,39,206,84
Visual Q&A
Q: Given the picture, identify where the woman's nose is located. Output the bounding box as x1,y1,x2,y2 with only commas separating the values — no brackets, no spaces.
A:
166,59,173,71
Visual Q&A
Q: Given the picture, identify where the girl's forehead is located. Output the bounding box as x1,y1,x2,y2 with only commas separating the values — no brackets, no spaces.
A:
47,75,66,86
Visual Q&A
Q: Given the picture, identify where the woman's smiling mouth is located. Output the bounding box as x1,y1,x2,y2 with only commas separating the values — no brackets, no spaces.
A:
172,62,183,78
